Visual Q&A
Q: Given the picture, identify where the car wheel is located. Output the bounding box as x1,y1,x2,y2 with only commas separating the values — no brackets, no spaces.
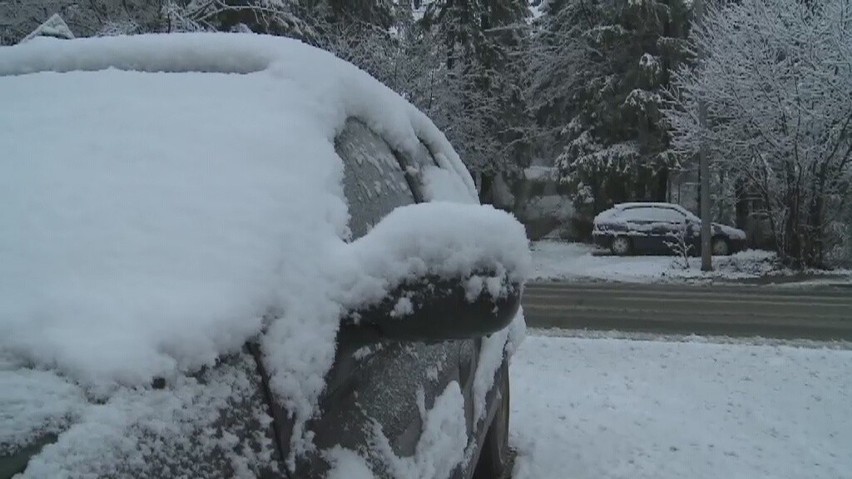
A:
711,237,730,256
474,362,510,479
610,236,632,256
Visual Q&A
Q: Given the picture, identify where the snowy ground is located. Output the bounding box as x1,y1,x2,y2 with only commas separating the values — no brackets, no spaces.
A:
530,240,852,284
509,332,852,479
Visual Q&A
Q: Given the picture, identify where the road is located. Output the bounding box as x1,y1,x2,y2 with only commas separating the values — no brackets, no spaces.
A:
522,282,852,340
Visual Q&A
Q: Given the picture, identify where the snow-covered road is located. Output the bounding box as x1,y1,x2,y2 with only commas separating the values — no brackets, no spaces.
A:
509,333,852,479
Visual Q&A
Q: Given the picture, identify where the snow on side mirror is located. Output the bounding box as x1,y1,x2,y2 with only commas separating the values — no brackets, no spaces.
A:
343,271,522,341
337,202,530,341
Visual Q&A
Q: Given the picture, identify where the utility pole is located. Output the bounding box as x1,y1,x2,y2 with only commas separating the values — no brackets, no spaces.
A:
695,0,713,271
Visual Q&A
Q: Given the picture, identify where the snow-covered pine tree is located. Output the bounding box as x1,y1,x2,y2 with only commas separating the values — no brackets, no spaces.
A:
417,0,533,202
529,0,691,216
161,0,310,37
0,0,143,43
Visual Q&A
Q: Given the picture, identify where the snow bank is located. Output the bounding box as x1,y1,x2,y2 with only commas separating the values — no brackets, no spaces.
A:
531,241,790,283
0,32,527,468
511,334,852,479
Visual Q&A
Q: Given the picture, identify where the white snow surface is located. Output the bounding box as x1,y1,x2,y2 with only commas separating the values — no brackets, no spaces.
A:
511,334,852,479
0,32,528,463
371,382,469,479
421,161,479,204
17,353,280,479
325,447,375,479
531,241,792,283
0,369,86,454
472,326,511,424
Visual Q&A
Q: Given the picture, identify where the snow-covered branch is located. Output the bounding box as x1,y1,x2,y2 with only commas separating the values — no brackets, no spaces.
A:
664,0,852,267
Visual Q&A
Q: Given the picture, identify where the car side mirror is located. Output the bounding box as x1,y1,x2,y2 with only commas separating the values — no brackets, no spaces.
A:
339,202,529,341
343,271,521,341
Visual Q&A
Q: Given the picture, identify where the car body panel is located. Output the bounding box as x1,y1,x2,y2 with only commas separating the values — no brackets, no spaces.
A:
0,34,516,479
593,203,747,255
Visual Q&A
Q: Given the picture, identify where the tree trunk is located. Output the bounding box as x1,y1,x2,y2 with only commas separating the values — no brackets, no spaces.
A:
656,166,669,202
479,172,494,205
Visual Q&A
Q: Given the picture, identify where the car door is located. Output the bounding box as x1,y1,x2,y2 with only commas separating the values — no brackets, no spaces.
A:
620,206,688,254
619,206,658,253
289,118,479,478
643,206,690,254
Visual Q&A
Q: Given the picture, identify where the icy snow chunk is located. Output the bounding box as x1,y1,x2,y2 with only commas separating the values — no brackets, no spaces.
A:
472,328,510,424
469,309,526,430
0,369,86,455
371,381,468,479
325,447,375,479
22,14,75,43
639,53,660,72
421,165,478,203
391,297,415,318
505,308,527,358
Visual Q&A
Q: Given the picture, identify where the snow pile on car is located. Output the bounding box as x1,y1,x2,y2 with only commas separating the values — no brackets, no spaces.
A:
0,32,529,476
339,202,529,308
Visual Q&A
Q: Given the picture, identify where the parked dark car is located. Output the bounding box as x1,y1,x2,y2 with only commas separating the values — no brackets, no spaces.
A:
0,34,526,479
592,202,747,256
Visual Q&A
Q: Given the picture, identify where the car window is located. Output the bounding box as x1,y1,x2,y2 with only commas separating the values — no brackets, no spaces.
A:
657,207,688,223
619,207,648,221
336,118,416,239
627,206,687,223
411,140,440,168
681,209,701,222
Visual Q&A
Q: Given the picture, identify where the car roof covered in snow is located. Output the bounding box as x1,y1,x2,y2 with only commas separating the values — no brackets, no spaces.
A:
0,33,531,475
595,202,698,222
613,202,687,211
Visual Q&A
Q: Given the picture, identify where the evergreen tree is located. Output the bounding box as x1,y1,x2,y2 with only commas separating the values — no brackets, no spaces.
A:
305,0,404,30
418,0,533,202
529,0,691,216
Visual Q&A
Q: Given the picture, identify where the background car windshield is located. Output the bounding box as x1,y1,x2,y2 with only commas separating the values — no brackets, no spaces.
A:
628,207,686,223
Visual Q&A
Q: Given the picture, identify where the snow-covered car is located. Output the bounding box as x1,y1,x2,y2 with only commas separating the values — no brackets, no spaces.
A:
0,34,530,479
592,202,746,256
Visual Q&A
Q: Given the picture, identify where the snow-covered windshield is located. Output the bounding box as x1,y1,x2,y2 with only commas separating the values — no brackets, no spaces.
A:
0,33,529,464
